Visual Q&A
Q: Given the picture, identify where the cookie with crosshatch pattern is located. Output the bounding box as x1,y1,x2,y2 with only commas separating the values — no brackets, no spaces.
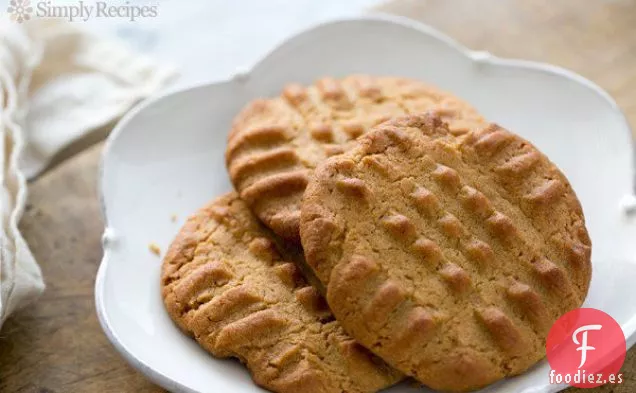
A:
226,75,486,241
161,192,402,393
299,113,592,392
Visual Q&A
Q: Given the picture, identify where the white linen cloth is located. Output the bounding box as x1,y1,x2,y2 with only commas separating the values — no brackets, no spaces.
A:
0,17,175,328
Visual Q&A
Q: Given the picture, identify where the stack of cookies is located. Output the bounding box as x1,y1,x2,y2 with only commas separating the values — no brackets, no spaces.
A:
161,75,592,393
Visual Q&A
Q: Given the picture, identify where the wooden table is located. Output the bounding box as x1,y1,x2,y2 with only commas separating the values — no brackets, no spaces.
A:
1,0,635,391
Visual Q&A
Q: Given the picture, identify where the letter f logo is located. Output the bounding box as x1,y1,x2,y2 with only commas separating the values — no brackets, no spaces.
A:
572,324,602,368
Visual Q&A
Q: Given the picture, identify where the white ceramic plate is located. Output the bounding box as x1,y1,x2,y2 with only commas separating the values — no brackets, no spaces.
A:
96,14,636,393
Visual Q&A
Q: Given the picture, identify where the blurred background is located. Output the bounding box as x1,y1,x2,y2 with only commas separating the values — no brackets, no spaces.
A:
2,0,385,87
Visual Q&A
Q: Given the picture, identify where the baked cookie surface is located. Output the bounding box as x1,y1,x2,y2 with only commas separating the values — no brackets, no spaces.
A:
226,75,486,241
161,192,402,393
300,114,592,392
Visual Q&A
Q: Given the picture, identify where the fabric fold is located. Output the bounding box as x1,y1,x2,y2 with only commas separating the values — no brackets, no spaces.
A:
0,17,176,329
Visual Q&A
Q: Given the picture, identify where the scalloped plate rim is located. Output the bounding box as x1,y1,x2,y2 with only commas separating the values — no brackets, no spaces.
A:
95,13,635,393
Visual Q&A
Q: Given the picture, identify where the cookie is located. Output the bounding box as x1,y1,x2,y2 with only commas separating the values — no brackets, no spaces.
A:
300,113,591,392
161,192,402,393
226,75,486,241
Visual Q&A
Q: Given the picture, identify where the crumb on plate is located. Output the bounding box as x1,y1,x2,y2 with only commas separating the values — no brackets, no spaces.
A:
149,242,161,256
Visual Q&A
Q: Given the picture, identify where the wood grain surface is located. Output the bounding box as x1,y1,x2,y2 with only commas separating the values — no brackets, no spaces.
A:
0,144,160,393
1,0,635,391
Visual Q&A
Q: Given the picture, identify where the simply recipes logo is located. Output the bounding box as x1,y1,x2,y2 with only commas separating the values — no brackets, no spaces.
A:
6,0,33,23
6,0,158,23
546,308,626,388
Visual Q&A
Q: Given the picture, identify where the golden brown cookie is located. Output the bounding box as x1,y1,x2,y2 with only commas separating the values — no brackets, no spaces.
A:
300,113,592,392
161,192,402,393
226,75,486,241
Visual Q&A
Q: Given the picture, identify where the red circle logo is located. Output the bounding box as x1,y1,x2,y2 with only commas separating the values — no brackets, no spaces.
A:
546,308,626,388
